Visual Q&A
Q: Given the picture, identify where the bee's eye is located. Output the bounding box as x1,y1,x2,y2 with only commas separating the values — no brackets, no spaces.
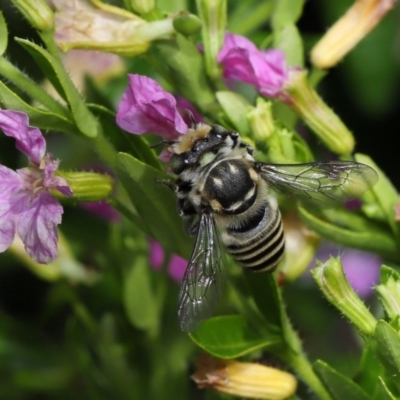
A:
170,154,186,174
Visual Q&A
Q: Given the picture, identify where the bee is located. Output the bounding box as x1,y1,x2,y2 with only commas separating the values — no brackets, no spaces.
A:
162,122,378,332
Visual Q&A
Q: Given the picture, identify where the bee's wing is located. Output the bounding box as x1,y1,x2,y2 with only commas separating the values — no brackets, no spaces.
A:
257,161,378,207
178,212,225,332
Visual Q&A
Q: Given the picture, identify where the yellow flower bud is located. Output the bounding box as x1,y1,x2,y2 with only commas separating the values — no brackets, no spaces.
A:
247,98,275,142
311,0,395,69
279,212,320,281
192,355,297,400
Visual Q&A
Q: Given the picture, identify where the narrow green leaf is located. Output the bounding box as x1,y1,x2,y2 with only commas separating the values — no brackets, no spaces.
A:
228,0,274,35
355,154,400,239
0,12,8,56
216,91,251,136
355,344,384,395
0,81,78,135
374,320,400,379
298,206,399,262
271,0,305,30
88,104,161,171
15,38,99,138
123,256,160,334
115,152,191,259
273,24,304,67
153,35,216,113
377,377,398,400
189,315,280,358
244,271,282,331
314,360,371,400
378,377,399,400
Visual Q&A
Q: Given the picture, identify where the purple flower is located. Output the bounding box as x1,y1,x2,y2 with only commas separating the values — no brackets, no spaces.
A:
116,74,188,140
218,33,288,98
149,238,186,282
0,110,72,264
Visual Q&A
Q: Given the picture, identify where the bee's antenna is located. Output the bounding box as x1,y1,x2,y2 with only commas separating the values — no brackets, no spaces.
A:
184,109,198,128
150,140,177,149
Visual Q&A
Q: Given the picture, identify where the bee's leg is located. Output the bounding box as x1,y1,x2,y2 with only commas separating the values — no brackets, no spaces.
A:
156,179,176,191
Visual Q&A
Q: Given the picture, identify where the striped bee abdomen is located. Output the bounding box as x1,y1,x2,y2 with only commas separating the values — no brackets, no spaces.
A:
224,202,285,272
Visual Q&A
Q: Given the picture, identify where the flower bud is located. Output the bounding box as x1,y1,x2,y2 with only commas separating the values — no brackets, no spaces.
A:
311,257,377,336
173,12,203,36
279,212,320,281
197,0,227,79
54,171,114,202
311,0,395,69
10,0,54,31
192,355,297,400
247,98,275,141
376,265,400,321
285,70,355,155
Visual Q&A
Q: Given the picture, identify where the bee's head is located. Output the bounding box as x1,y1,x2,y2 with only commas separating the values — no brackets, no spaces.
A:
169,124,240,174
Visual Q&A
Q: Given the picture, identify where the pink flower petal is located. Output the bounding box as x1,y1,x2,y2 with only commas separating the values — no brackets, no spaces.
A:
43,154,73,196
0,165,25,252
149,238,164,270
168,254,187,282
17,192,63,263
0,110,46,165
218,33,288,98
116,74,188,140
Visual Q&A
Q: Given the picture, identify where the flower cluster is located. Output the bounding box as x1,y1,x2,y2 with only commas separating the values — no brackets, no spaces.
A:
0,110,72,263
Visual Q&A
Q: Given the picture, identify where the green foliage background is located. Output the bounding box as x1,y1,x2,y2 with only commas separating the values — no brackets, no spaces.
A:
0,0,400,399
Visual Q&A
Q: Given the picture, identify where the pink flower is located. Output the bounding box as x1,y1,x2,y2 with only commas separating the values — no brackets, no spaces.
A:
116,74,188,140
149,239,186,282
218,33,288,99
0,110,72,264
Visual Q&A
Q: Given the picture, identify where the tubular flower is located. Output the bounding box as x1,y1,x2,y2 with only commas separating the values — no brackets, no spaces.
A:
218,33,355,155
192,354,297,400
311,0,396,69
116,74,188,140
53,0,174,56
218,33,288,99
0,110,72,264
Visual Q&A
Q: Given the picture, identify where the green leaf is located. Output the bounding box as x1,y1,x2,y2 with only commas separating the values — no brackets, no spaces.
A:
377,377,398,400
189,315,280,358
355,344,385,395
88,104,162,171
15,38,99,138
115,152,191,259
355,154,400,239
0,81,78,135
123,256,160,335
244,272,282,332
0,12,8,56
374,320,400,381
216,91,251,135
314,360,371,400
271,0,305,30
273,24,304,67
228,0,274,35
298,206,399,262
153,35,216,113
0,57,71,118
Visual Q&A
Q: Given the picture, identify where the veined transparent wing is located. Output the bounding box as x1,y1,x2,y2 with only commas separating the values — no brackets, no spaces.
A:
256,161,378,207
178,212,225,332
